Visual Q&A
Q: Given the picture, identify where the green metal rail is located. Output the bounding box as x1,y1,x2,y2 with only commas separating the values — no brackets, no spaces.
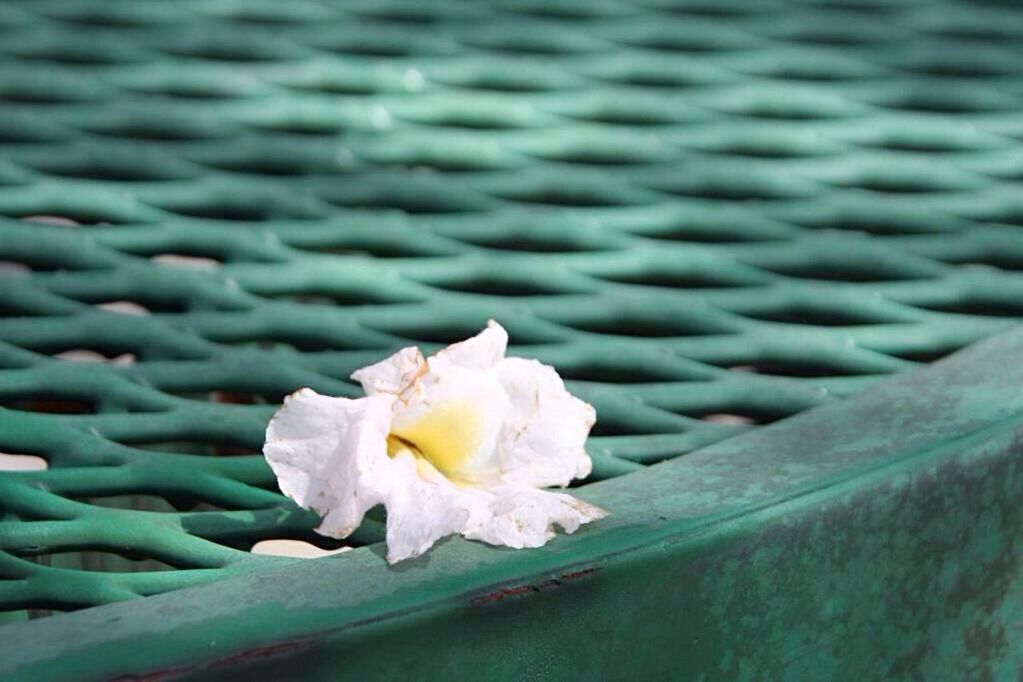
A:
1,0,1022,678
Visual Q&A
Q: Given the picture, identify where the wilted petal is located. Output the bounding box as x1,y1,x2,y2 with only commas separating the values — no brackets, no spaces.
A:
388,363,511,486
263,389,393,538
351,346,426,397
431,319,508,371
464,485,608,549
495,357,596,488
375,450,480,563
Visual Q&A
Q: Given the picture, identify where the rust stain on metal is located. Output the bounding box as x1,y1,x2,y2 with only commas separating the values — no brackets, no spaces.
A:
470,568,598,606
210,639,311,668
110,640,311,681
110,665,194,682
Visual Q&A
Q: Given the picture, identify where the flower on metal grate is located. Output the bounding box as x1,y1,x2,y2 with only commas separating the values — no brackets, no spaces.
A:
263,320,607,564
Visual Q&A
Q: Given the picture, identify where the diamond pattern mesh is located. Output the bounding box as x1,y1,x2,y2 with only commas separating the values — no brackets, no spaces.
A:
3,0,1023,616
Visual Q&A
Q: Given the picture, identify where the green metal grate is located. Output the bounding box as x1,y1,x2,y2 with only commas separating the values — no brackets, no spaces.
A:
3,0,1023,616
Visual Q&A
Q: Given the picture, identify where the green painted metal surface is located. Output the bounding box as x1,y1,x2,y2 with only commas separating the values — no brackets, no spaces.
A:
2,327,1022,680
1,0,1023,677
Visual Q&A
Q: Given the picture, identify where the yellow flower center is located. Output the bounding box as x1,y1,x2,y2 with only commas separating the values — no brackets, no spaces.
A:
386,401,481,484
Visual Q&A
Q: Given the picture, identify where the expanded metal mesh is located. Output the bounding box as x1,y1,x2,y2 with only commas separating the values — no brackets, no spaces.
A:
3,0,1023,616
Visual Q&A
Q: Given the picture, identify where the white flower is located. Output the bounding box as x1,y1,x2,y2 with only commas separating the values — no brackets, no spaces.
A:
263,320,608,564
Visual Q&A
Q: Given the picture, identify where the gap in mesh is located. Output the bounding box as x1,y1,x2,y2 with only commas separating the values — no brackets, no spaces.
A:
558,364,683,384
82,121,225,142
372,319,555,346
129,84,250,101
4,47,133,68
973,209,1023,227
536,147,662,167
886,345,962,363
168,390,272,407
223,336,372,353
195,159,322,178
0,396,97,414
159,42,297,63
26,338,152,360
0,259,55,274
650,179,806,202
245,526,361,552
832,175,963,195
322,193,485,215
591,69,715,90
95,300,152,316
252,121,347,136
310,36,431,59
589,416,680,438
297,242,451,259
435,72,566,94
697,413,756,426
250,539,352,558
13,210,124,226
756,261,932,283
83,293,190,314
260,291,419,307
149,253,223,272
0,451,48,471
638,226,778,244
395,158,514,174
31,550,177,573
937,253,1023,272
565,316,730,338
901,58,1012,79
159,204,272,222
456,233,608,253
212,7,323,25
784,27,880,47
564,105,680,127
28,159,192,183
926,25,1022,42
84,493,220,514
490,186,637,208
0,125,62,144
0,88,89,105
685,404,795,425
427,276,567,297
119,440,260,457
52,348,137,365
723,359,871,379
596,270,756,290
460,37,595,58
739,304,895,326
281,78,381,96
911,298,1023,318
397,109,534,131
47,8,156,28
879,91,1009,115
0,300,48,317
615,35,747,55
695,139,831,159
347,5,451,23
794,214,950,236
652,1,762,17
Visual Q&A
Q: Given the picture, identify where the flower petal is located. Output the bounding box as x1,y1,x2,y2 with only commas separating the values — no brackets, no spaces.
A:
495,357,596,488
351,346,426,397
379,462,606,562
263,388,393,538
388,362,511,486
430,319,508,371
464,485,608,549
376,450,480,563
